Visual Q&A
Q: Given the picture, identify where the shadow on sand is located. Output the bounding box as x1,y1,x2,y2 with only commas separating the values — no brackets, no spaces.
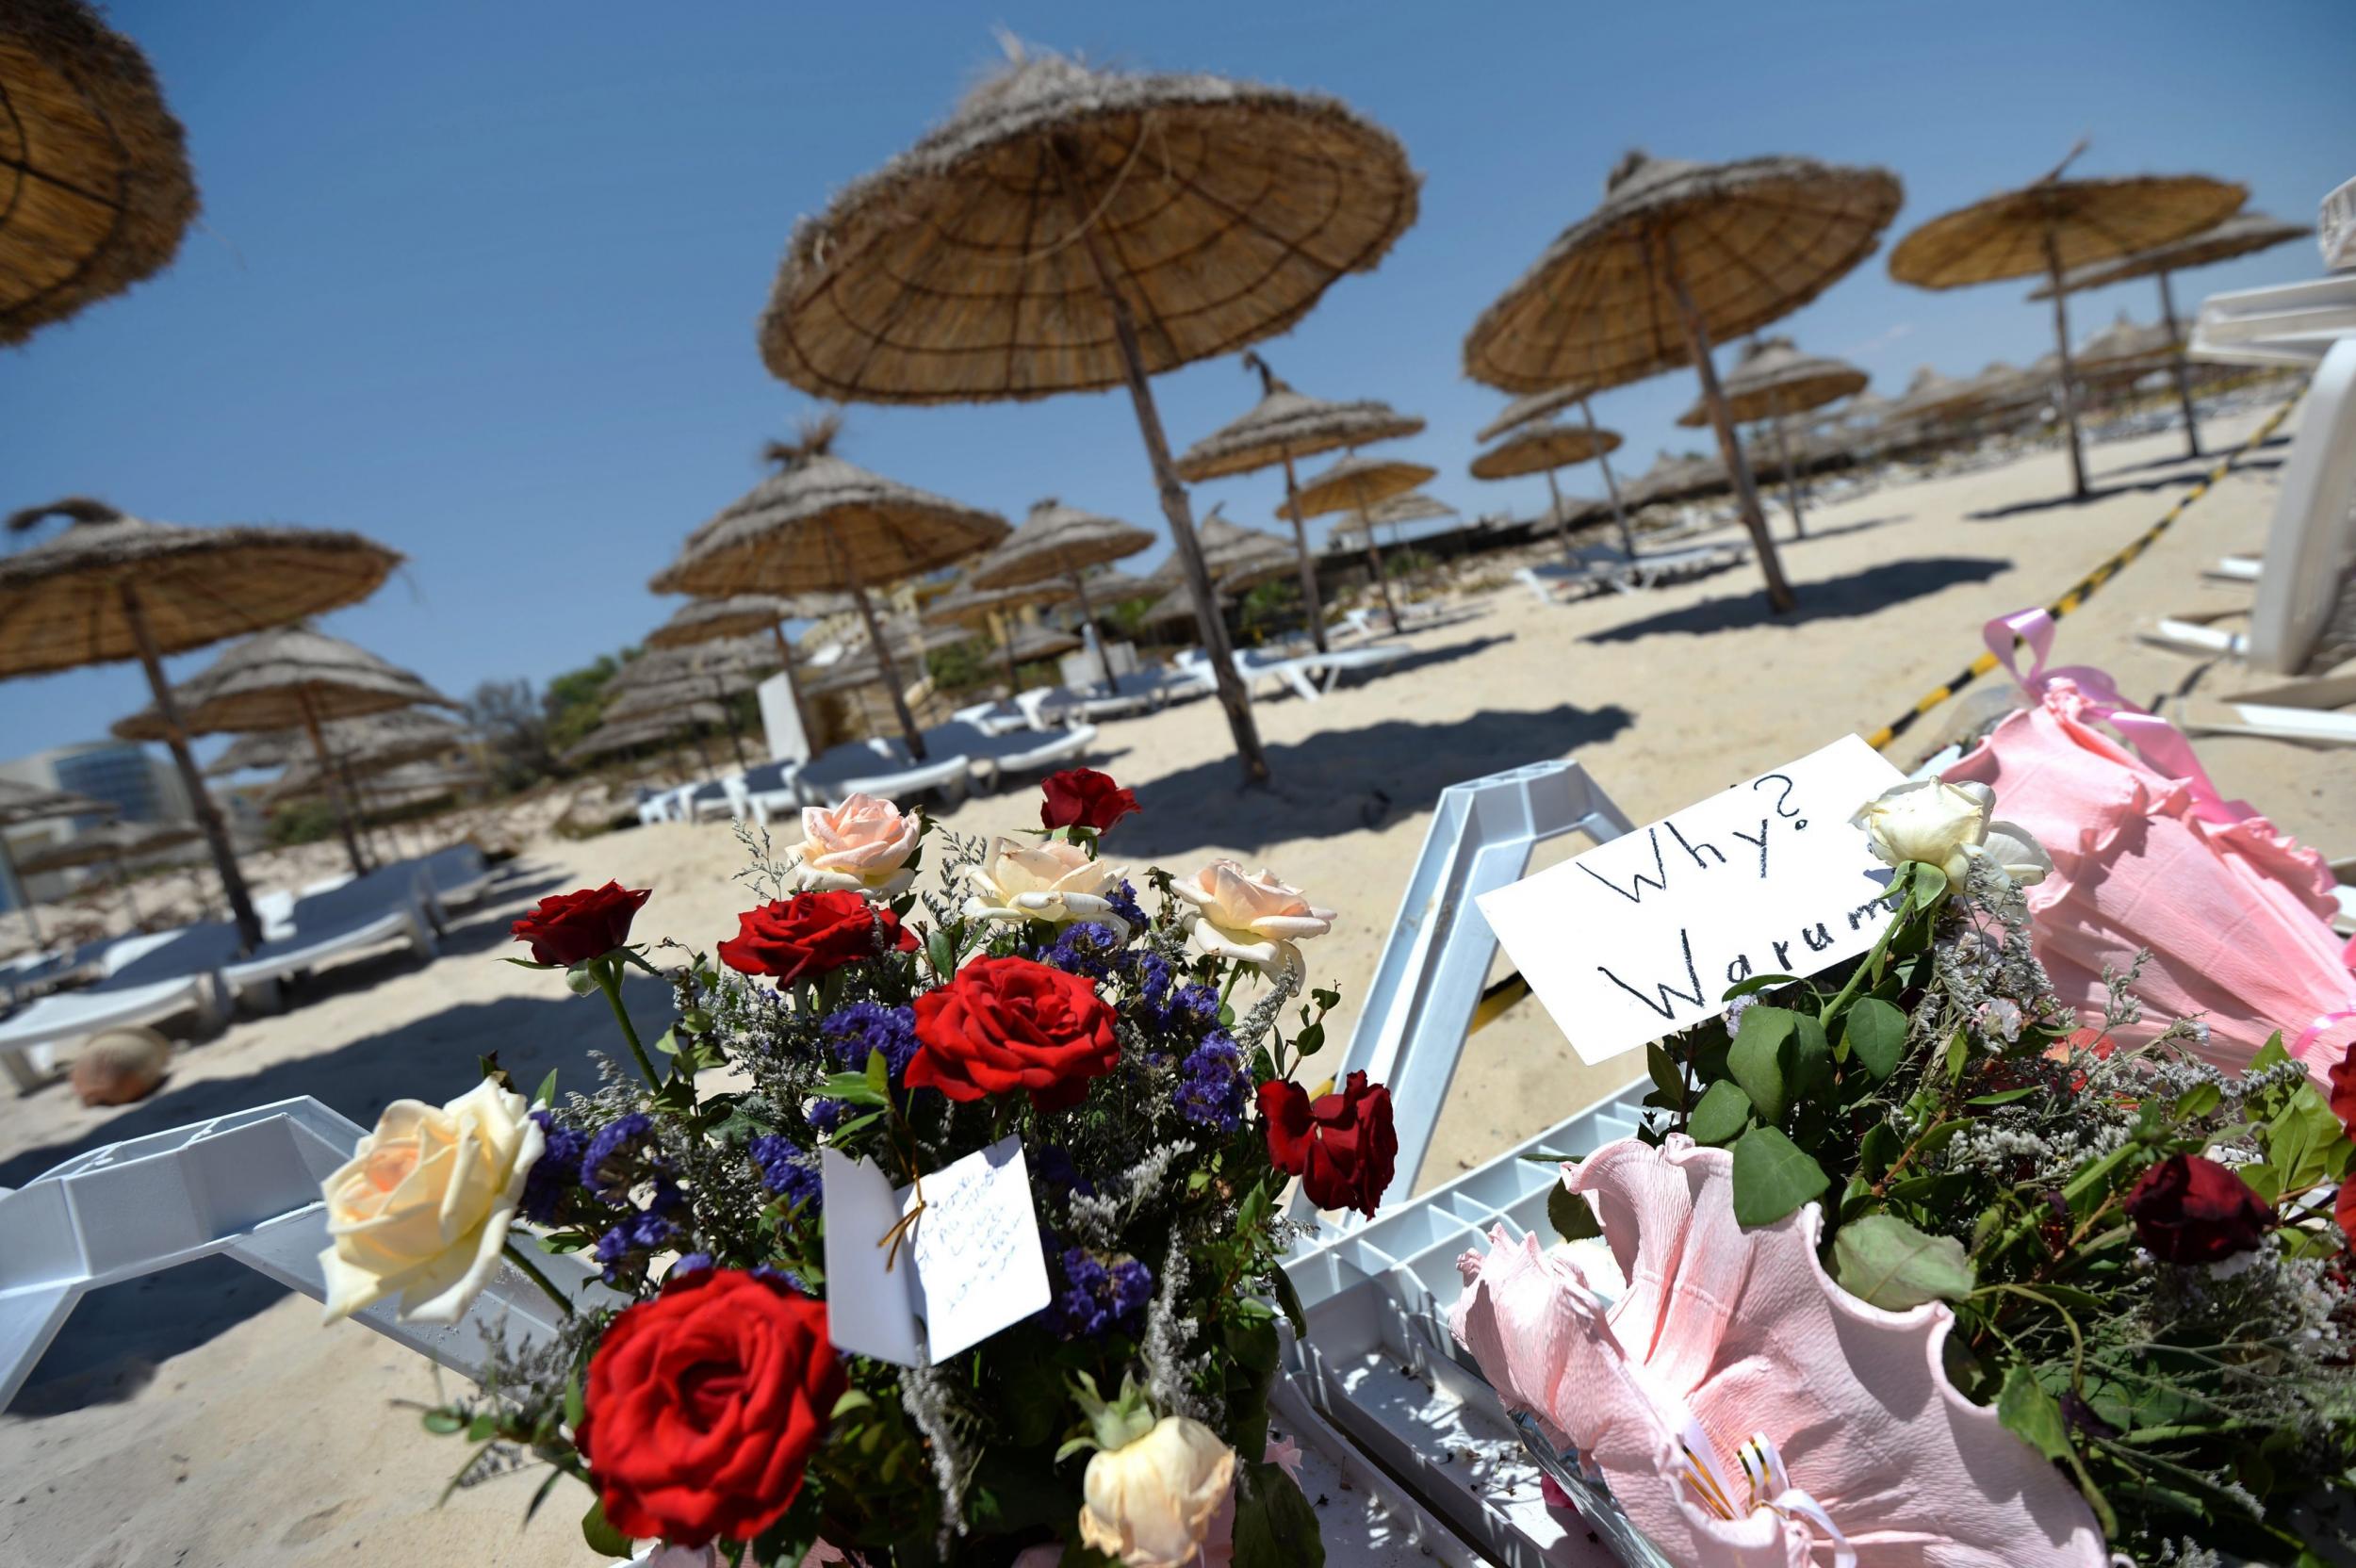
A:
1582,557,2010,645
1967,459,2282,521
1778,514,1911,547
1115,702,1634,857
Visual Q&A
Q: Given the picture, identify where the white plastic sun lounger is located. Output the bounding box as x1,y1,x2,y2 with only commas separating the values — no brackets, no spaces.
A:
422,844,492,910
1291,643,1415,695
1513,563,1619,603
2169,696,2356,748
2137,610,2251,660
763,740,973,816
917,720,1098,791
220,863,438,1006
952,699,1037,738
2203,553,2264,583
0,924,243,1091
1015,680,1164,728
720,760,798,823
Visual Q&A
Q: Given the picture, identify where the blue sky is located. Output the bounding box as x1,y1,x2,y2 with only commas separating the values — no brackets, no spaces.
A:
6,1,2350,759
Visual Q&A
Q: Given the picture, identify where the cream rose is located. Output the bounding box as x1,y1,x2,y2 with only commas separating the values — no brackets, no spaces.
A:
793,792,919,897
317,1079,545,1325
1852,779,2051,888
1170,859,1333,981
964,837,1130,938
1078,1415,1236,1568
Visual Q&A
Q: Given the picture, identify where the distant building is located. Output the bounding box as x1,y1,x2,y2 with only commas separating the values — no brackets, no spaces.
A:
0,741,198,910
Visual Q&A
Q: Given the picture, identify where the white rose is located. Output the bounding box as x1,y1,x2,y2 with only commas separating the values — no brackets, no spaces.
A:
1170,859,1333,981
794,792,919,897
318,1079,545,1325
1078,1415,1236,1568
1851,779,2050,888
963,837,1130,938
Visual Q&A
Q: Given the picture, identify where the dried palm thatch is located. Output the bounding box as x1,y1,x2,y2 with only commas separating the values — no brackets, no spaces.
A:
1474,384,1596,444
604,638,777,698
2073,313,2181,372
1173,353,1424,482
1463,150,1901,395
758,45,1419,403
110,623,455,739
314,760,485,814
1287,453,1436,519
1623,450,1730,510
1888,366,1989,425
562,703,726,766
970,498,1154,590
924,574,1062,625
1048,569,1157,613
1208,522,1297,594
254,710,469,794
1136,581,1215,631
644,594,845,649
1468,420,1620,479
652,418,1006,597
1331,489,1454,548
2028,211,2308,299
0,0,197,347
0,498,401,676
1674,337,1867,426
0,775,108,825
16,818,196,875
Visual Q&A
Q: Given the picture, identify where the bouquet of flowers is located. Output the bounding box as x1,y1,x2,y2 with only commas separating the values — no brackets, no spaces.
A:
1453,778,2356,1567
310,770,1400,1568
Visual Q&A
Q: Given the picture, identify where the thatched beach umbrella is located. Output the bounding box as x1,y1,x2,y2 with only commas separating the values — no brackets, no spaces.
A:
0,776,110,944
1473,385,1639,554
0,499,400,949
1288,454,1435,628
113,623,457,879
1675,337,1867,535
925,575,1063,692
1470,416,1632,560
1175,352,1424,653
1203,507,1301,595
605,638,779,769
1,0,197,347
970,498,1154,692
651,421,1006,760
1464,150,1902,612
757,42,1419,787
563,702,728,769
207,708,464,782
1888,154,2244,498
2073,313,2180,377
17,817,196,928
645,594,841,751
2029,211,2307,457
801,620,973,700
1622,449,1729,512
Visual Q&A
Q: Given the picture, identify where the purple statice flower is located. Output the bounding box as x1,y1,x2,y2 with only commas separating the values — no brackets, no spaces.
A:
520,1110,590,1225
1122,951,1219,1041
1050,1246,1153,1339
593,1208,679,1284
580,1112,655,1204
821,1000,920,1081
1040,921,1121,980
751,1134,824,1214
668,1252,713,1281
1034,1144,1095,1198
805,1098,846,1135
1173,1032,1249,1133
752,1264,811,1294
1106,879,1147,933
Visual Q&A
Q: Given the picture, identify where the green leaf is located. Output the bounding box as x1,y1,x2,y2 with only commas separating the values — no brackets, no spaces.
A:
1293,1021,1325,1056
1908,862,1949,910
1270,1266,1310,1339
2172,1081,2222,1119
1967,1086,2039,1107
1645,1042,1683,1099
1730,1125,1828,1228
816,1071,890,1108
1727,1005,1796,1125
1841,998,1907,1082
564,965,600,998
1230,1462,1325,1568
531,1068,559,1108
865,1049,891,1100
420,1408,466,1435
1688,1079,1754,1146
2251,1031,2290,1072
1997,1365,2071,1462
564,1374,586,1433
1547,1183,1602,1242
1831,1213,1976,1309
581,1498,633,1559
1790,1014,1832,1097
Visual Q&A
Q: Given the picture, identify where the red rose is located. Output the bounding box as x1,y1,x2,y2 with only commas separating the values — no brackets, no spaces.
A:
2330,1041,2356,1140
2124,1153,2274,1265
578,1269,844,1545
1259,1070,1398,1218
717,890,917,985
1040,768,1140,833
510,881,650,966
906,955,1120,1111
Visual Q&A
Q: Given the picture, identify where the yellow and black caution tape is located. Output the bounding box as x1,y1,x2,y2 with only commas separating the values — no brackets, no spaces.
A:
1862,391,2300,755
1469,392,2300,1037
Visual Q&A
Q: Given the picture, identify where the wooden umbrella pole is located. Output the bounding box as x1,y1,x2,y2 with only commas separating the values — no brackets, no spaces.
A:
1353,479,1402,628
768,616,816,758
2156,270,2201,459
821,518,924,760
295,689,371,877
994,618,1023,693
1050,139,1268,786
0,833,41,945
346,760,401,864
1769,402,1807,538
115,855,142,928
1656,231,1796,612
1070,567,1119,692
2042,229,2090,499
712,673,750,768
1278,449,1328,654
1541,467,1580,568
119,584,264,952
1581,396,1636,559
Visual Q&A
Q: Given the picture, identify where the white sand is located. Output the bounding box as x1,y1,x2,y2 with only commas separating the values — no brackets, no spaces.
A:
4,406,2345,1566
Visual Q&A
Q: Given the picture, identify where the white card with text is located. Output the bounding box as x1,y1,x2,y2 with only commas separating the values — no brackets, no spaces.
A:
818,1135,1052,1366
1475,735,1906,1066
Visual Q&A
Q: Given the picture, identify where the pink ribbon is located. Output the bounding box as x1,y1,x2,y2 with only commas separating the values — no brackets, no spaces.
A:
1984,609,2255,826
2296,1007,2356,1056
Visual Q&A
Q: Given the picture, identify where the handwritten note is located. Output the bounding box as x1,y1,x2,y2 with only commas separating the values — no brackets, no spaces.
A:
1476,736,1905,1066
819,1136,1051,1366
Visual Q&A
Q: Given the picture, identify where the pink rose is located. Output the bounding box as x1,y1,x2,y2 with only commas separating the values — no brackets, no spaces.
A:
1170,859,1333,981
794,792,919,897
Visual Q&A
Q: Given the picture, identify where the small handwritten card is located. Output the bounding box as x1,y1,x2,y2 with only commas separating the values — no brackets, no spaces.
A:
820,1135,1052,1366
1476,736,1905,1065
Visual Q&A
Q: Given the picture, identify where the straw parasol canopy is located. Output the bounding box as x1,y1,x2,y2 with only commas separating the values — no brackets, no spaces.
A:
1622,450,1729,511
1330,490,1453,548
563,702,728,768
1203,509,1300,595
924,573,1068,691
1176,354,1425,652
970,498,1154,690
645,594,843,754
13,816,193,876
1,0,198,348
605,637,780,769
2073,313,2180,374
1675,337,1868,535
802,621,972,699
758,41,1420,785
1004,622,1082,662
651,418,1006,760
1469,415,1634,559
1288,455,1436,628
0,499,401,947
1889,154,2245,496
263,711,471,806
0,776,111,942
2030,211,2306,459
1464,151,1901,611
